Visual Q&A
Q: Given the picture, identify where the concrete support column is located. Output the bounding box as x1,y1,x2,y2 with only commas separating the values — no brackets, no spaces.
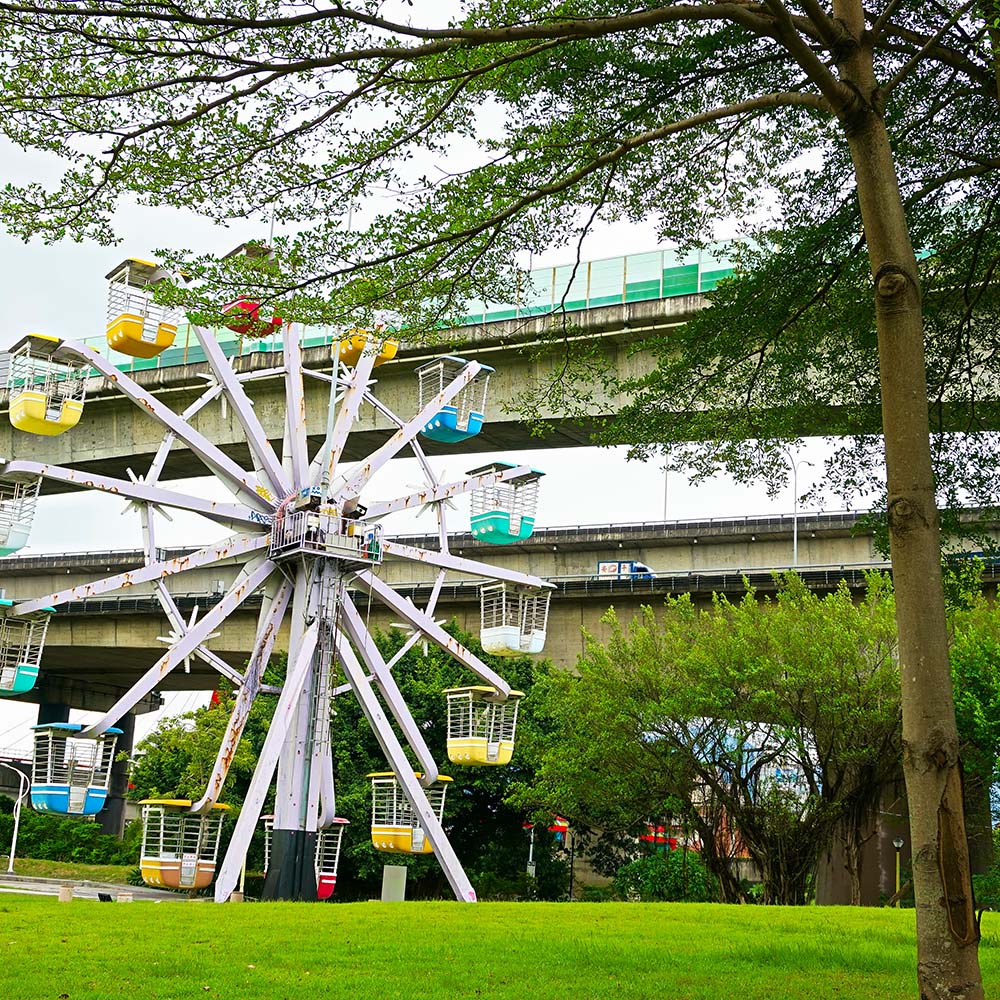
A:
36,701,71,726
99,712,135,838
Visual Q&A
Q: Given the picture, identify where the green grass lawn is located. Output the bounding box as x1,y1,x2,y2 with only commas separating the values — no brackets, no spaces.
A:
0,857,135,883
0,898,996,1000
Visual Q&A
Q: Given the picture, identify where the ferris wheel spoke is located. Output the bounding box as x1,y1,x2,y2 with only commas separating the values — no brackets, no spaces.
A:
379,539,552,591
149,581,245,688
351,570,511,697
364,465,536,520
214,619,319,903
339,596,439,785
281,323,309,489
315,348,377,491
11,533,271,616
80,558,277,737
331,361,484,501
58,340,274,514
192,325,290,499
144,383,224,488
334,633,476,903
192,575,293,814
0,459,265,530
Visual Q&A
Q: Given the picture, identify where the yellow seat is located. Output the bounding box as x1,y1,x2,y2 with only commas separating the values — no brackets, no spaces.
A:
370,825,435,854
446,737,515,767
338,333,398,368
140,857,217,891
106,313,177,359
9,390,83,436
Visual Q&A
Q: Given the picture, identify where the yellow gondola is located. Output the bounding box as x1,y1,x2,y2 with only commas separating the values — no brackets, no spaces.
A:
368,772,451,854
444,686,524,766
105,259,180,359
6,334,89,436
337,329,398,368
139,799,230,890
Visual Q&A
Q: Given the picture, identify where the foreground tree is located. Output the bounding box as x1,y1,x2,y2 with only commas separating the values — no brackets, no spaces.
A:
0,3,992,993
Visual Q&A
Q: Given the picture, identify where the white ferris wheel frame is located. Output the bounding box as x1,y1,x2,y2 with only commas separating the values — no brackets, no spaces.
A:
0,321,552,903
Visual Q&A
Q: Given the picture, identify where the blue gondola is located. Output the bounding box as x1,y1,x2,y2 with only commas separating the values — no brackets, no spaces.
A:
30,723,122,815
0,599,53,698
416,356,494,443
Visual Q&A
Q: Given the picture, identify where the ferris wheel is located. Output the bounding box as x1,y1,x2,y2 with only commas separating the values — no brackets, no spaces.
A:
0,253,553,902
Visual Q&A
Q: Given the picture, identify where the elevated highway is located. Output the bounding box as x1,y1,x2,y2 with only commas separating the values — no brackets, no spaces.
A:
0,510,894,707
0,296,693,491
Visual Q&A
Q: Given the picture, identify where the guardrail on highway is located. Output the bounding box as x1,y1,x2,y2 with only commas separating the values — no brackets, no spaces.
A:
0,510,868,569
39,562,913,617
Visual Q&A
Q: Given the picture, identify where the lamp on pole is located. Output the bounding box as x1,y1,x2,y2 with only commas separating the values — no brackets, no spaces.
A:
782,448,814,567
892,837,904,907
0,760,30,875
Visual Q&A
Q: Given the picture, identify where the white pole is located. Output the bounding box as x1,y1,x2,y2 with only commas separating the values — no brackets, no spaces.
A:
792,458,799,567
1,762,29,874
782,448,814,568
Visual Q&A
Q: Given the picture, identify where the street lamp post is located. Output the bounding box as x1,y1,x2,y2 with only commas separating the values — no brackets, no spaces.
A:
893,837,905,907
0,761,30,875
782,448,814,567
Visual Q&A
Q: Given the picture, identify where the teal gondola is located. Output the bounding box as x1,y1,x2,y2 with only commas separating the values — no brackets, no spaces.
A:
467,461,544,544
0,599,53,698
30,723,122,815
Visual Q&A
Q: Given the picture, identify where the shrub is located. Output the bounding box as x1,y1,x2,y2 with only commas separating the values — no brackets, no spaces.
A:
613,850,717,903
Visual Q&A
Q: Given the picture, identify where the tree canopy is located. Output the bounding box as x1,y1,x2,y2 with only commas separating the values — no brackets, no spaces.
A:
522,574,903,905
526,571,1000,906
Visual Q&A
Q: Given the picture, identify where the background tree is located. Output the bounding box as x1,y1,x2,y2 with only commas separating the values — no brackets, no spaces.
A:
0,3,994,993
946,568,1000,874
523,575,903,906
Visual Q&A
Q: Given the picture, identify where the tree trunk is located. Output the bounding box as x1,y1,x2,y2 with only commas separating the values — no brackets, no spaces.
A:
836,13,983,996
843,827,863,907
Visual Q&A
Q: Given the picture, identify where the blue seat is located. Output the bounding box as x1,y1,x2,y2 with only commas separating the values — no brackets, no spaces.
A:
420,405,485,443
30,723,123,816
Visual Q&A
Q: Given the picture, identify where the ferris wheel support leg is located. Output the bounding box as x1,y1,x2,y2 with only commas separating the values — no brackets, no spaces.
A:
192,577,292,814
213,620,319,903
266,564,325,901
336,637,477,903
339,597,439,786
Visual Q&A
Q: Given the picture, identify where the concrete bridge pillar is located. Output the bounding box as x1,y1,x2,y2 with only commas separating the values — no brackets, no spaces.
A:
99,711,135,838
36,700,71,726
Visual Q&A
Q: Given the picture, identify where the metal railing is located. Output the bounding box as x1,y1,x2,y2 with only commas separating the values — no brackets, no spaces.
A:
0,511,869,570
69,244,739,375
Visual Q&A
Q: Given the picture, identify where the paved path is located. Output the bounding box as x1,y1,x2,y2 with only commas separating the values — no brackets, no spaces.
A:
0,871,183,901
